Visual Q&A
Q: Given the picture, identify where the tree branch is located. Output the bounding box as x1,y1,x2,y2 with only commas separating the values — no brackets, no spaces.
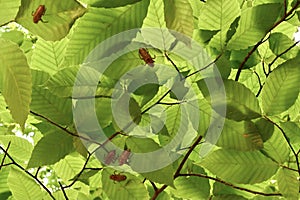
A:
59,182,69,200
0,141,11,170
0,144,55,200
178,173,282,196
235,1,300,81
268,40,300,70
264,116,300,176
30,110,102,146
151,135,203,199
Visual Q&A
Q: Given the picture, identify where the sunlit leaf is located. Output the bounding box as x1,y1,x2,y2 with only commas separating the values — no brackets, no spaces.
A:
227,4,281,50
277,168,299,200
16,1,86,41
0,39,32,130
8,167,45,200
200,149,278,184
261,57,300,115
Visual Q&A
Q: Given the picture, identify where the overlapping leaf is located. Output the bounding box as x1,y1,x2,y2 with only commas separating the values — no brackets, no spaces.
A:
217,119,263,151
261,57,300,115
198,0,240,50
198,79,261,121
277,168,299,200
102,168,149,200
16,1,86,41
8,167,45,200
200,149,278,184
0,0,20,25
65,0,149,65
0,39,32,130
164,0,194,45
27,126,74,168
227,3,281,50
31,38,68,75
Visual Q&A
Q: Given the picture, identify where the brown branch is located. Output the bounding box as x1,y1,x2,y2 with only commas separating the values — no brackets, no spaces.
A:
235,0,300,81
268,40,300,70
178,174,282,196
0,144,55,199
63,152,93,189
185,53,223,79
151,135,203,200
264,116,300,176
30,110,102,146
252,69,263,97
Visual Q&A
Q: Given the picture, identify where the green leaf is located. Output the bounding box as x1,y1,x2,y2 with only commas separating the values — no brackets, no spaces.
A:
269,33,298,60
126,137,175,186
280,121,300,149
253,118,274,141
0,0,20,25
277,168,299,200
0,135,33,163
0,39,32,130
54,153,86,183
102,168,149,200
0,30,24,46
200,0,240,50
169,175,210,199
217,119,263,151
212,194,248,200
16,1,86,41
262,128,290,164
27,127,74,168
30,87,72,125
230,47,261,69
200,149,278,184
31,38,68,75
45,66,101,98
198,0,240,31
227,4,281,50
198,79,261,121
65,1,149,65
261,57,300,115
0,167,10,194
8,167,44,200
164,0,194,45
90,0,142,8
142,0,166,28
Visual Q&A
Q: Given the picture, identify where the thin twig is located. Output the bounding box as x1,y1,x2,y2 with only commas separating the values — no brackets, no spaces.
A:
30,110,102,146
0,141,11,170
151,135,203,199
268,40,300,70
150,181,158,191
59,182,69,200
178,174,282,196
281,165,299,172
0,145,55,199
264,116,300,176
235,1,300,81
69,95,111,100
34,167,41,178
63,152,93,189
252,70,263,97
164,51,183,80
185,53,223,79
